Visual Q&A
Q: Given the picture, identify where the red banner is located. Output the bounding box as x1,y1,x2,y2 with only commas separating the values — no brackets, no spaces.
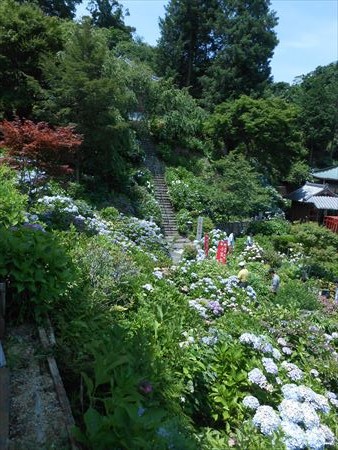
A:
204,234,209,256
216,240,228,264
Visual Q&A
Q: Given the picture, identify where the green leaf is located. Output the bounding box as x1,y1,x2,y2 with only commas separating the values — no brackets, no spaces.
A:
84,407,103,438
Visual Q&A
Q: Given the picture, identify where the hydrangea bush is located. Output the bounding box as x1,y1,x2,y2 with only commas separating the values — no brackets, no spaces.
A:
11,175,338,449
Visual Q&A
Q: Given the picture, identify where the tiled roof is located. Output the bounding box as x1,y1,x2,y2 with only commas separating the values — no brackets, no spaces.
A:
308,196,338,210
313,166,338,181
286,182,330,201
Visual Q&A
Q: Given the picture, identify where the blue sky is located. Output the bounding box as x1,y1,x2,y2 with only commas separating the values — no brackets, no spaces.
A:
77,0,338,84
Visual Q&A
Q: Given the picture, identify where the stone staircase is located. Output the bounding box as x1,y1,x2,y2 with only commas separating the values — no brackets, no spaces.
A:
153,174,177,238
140,135,191,262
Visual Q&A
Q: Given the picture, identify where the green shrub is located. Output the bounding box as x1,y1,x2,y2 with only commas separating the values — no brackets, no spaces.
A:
289,223,338,281
99,206,120,221
166,167,207,213
291,222,338,251
182,244,198,260
275,279,320,311
74,325,197,450
177,209,193,235
0,226,74,319
0,165,27,227
271,234,297,253
199,216,214,234
248,219,291,236
133,185,162,225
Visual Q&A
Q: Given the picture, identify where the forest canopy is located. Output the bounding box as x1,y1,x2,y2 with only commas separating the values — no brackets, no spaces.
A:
0,0,337,189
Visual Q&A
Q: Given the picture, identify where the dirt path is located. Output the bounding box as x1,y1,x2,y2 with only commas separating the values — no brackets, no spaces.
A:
4,324,70,450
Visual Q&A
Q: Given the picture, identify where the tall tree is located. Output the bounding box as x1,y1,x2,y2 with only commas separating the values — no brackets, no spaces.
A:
0,0,63,118
205,95,307,183
88,0,128,30
36,19,134,187
201,0,278,106
294,63,338,166
156,0,278,105
17,0,82,19
156,0,219,98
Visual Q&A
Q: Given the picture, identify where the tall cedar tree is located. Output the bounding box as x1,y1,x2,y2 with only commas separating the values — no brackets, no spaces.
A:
157,0,278,106
201,0,278,106
0,118,83,178
157,0,219,98
37,19,132,187
0,0,63,118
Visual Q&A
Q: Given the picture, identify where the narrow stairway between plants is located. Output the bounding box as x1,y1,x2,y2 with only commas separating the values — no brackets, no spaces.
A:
141,135,190,263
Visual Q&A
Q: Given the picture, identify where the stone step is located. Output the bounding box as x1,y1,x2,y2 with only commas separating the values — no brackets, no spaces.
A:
156,198,171,202
155,195,171,200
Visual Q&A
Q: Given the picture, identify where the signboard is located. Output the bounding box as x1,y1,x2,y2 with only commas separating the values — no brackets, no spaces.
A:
216,240,228,264
196,216,203,241
204,234,209,257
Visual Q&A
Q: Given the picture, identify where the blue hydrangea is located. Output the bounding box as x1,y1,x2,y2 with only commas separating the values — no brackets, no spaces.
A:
272,347,282,360
242,395,260,410
281,421,307,450
248,368,268,389
305,427,326,449
302,403,320,429
282,346,293,355
279,399,303,424
282,384,302,401
318,425,335,446
281,362,303,381
252,405,280,436
262,357,278,375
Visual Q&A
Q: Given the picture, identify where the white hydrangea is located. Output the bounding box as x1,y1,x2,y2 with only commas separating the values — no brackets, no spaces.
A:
282,384,301,401
142,283,154,292
310,369,320,378
277,337,288,347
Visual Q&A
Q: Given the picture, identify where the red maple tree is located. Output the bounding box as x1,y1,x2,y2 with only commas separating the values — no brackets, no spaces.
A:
0,118,83,179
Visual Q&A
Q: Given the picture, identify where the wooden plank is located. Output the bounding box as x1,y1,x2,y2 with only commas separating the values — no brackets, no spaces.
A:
0,367,10,450
38,327,78,450
46,356,78,450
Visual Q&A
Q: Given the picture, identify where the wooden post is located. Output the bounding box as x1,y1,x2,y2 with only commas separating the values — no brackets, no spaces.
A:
38,326,78,450
0,283,5,318
0,283,6,340
0,367,10,450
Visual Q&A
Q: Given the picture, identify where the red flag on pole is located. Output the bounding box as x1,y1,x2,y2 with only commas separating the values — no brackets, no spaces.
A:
216,240,228,264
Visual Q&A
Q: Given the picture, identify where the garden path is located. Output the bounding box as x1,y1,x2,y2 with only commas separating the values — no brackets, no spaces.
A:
141,136,190,263
4,324,71,450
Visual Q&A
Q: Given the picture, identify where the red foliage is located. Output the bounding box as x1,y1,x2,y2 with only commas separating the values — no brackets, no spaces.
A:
0,118,83,177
